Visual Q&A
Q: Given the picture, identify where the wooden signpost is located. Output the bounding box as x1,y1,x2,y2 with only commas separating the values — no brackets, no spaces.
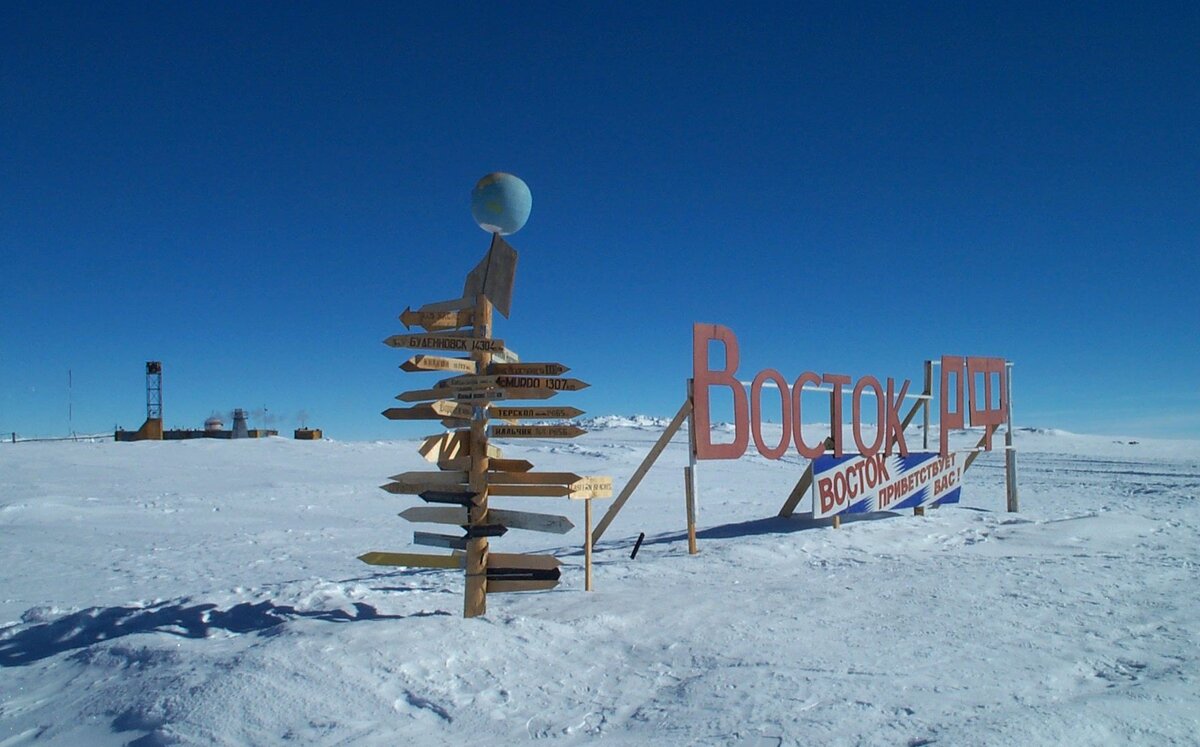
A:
360,230,612,617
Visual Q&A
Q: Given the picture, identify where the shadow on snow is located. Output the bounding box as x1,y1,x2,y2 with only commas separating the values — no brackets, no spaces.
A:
0,600,447,667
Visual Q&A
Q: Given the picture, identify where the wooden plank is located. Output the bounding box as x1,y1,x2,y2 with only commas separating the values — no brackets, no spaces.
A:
400,307,475,331
489,424,586,439
401,355,479,374
399,506,469,525
464,293,493,619
440,418,472,430
592,398,692,543
419,490,480,505
487,471,582,485
389,470,469,485
419,431,501,463
685,466,698,555
430,400,475,420
487,566,561,582
489,405,584,420
777,437,834,518
381,481,468,496
417,296,474,313
384,332,506,354
357,551,462,569
487,552,561,570
413,531,468,551
399,387,557,403
1004,364,1019,513
963,425,1001,471
488,362,570,376
486,578,558,593
438,456,533,473
487,484,574,497
462,232,518,318
486,508,574,534
436,375,589,392
382,404,442,420
585,498,594,591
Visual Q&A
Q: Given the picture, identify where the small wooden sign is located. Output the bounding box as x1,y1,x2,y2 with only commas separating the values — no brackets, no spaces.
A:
487,552,560,570
382,404,442,421
569,476,614,499
389,470,468,485
438,456,534,473
486,508,574,534
436,375,589,393
486,478,613,499
419,490,480,505
400,307,475,331
401,355,479,374
488,362,570,376
418,431,502,463
487,471,583,486
429,400,474,420
413,531,469,551
385,332,506,354
416,296,474,313
489,425,587,439
399,387,558,403
357,551,462,569
489,405,584,420
381,481,468,496
399,506,468,525
486,579,559,593
492,346,520,364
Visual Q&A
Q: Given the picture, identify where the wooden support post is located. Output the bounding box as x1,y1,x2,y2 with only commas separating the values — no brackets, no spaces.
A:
922,359,932,451
962,425,1000,472
778,436,835,517
913,506,925,517
832,514,841,529
591,397,692,543
684,466,698,554
463,292,494,618
1004,363,1019,512
584,498,594,590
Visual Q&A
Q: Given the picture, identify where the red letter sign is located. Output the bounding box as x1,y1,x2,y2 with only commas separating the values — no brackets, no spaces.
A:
692,323,749,460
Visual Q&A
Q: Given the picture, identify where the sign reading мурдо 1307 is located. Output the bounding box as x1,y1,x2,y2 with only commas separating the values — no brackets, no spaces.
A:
812,451,963,519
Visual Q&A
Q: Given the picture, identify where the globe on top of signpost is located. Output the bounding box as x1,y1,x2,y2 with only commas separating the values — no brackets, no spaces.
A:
471,172,532,236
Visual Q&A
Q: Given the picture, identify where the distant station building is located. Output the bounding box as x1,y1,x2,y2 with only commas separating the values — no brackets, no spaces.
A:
294,428,323,440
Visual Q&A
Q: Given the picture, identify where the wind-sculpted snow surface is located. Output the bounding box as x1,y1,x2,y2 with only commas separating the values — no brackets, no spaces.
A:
1,426,1198,745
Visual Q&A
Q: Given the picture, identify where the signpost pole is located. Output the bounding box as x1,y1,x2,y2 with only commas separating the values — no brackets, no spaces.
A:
684,466,698,554
686,378,699,531
1004,362,1019,513
464,290,494,618
584,497,594,590
915,360,933,517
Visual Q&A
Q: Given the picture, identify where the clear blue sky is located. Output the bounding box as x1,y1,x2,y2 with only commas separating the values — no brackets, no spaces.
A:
2,2,1197,440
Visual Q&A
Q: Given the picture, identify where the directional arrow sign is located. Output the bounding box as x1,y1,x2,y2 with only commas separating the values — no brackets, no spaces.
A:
419,431,502,463
400,307,475,331
489,406,584,420
401,355,479,374
399,506,468,525
417,296,474,313
357,551,463,569
399,387,557,403
462,524,507,539
489,425,587,439
440,418,472,430
486,508,574,534
389,471,468,485
384,332,506,354
486,484,575,497
440,375,588,392
382,404,442,420
382,481,468,496
489,362,570,376
486,579,559,593
438,456,534,473
487,471,583,486
487,552,560,570
492,347,520,364
419,490,480,505
429,400,474,420
487,566,561,582
413,531,468,551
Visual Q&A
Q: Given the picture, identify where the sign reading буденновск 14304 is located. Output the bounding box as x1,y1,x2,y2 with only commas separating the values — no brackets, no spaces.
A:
691,323,1010,518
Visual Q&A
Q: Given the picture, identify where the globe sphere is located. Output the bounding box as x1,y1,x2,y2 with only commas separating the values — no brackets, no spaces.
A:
470,172,532,235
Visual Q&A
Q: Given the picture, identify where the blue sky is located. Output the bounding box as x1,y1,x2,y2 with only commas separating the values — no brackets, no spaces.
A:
2,2,1197,440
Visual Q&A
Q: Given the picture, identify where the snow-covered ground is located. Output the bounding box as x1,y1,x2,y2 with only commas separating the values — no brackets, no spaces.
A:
2,421,1198,745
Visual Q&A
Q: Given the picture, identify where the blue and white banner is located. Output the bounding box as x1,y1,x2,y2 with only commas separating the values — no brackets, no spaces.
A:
811,451,963,519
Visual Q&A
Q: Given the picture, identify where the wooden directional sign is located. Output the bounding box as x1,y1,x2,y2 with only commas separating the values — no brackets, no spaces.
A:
489,425,587,439
463,232,517,318
488,552,560,570
463,524,507,539
489,362,570,376
357,551,463,569
417,296,474,313
399,387,558,403
401,355,478,374
429,400,474,420
492,346,520,364
439,375,588,392
486,508,574,534
419,490,480,505
413,531,468,551
389,470,468,485
382,481,468,496
486,579,559,593
438,456,534,473
382,404,443,421
400,506,468,525
489,406,584,420
487,471,582,486
440,418,472,430
400,307,475,331
385,332,506,354
487,477,613,499
419,431,501,463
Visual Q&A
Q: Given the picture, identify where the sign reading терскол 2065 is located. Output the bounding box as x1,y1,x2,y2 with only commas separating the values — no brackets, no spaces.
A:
691,323,1017,519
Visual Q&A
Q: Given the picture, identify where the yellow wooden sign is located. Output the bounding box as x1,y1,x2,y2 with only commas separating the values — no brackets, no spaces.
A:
489,425,587,439
438,456,534,473
400,307,475,331
488,362,570,376
357,551,462,568
487,471,582,485
385,332,506,354
401,355,479,374
489,406,584,420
